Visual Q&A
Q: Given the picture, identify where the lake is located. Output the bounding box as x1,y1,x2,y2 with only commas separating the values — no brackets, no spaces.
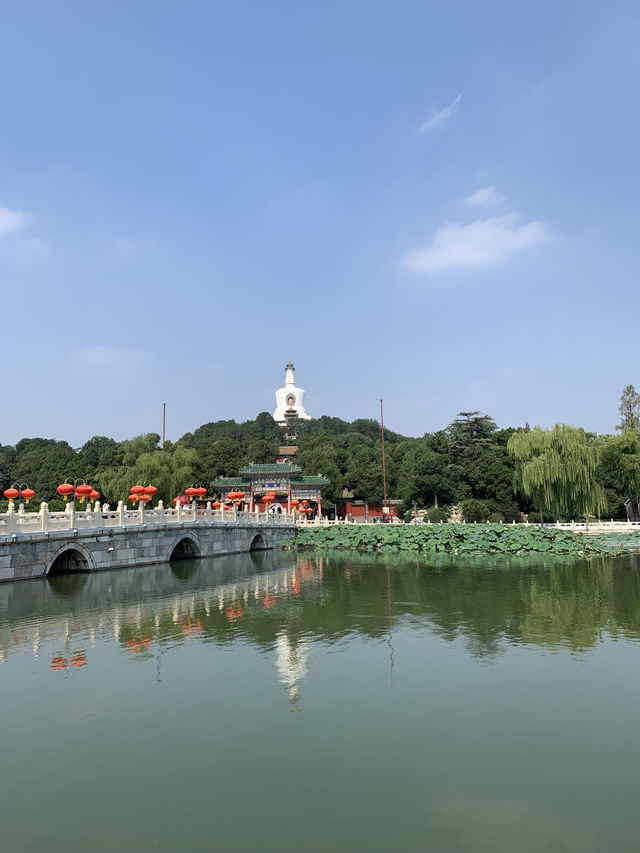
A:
2,550,640,852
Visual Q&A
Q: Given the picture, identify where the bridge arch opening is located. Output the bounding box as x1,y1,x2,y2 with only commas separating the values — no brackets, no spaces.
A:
47,547,92,577
169,536,201,561
249,533,267,551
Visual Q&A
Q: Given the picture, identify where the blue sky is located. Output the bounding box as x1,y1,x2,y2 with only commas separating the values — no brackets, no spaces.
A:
1,0,639,446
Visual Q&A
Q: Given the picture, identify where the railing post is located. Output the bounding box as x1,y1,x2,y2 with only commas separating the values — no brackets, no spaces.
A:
156,500,165,525
117,500,125,527
138,501,145,525
40,501,49,533
205,501,212,520
176,501,182,523
7,502,16,534
67,500,76,530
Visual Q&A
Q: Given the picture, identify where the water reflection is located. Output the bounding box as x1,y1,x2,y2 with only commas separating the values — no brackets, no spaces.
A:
2,551,640,677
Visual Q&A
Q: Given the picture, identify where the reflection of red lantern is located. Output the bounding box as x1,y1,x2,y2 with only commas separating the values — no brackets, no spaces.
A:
57,483,74,501
4,488,19,503
225,605,244,622
50,655,67,671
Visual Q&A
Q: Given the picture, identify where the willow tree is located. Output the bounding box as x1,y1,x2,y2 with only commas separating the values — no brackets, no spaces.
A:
507,425,606,522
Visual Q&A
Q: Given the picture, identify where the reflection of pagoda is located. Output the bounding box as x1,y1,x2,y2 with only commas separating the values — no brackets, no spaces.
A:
276,631,309,709
273,361,312,425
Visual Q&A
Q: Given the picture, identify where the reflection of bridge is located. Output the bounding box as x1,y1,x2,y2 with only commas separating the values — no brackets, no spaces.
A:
0,552,322,705
0,501,295,583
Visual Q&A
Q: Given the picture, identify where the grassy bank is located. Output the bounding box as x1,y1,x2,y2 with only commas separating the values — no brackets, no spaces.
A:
286,524,634,556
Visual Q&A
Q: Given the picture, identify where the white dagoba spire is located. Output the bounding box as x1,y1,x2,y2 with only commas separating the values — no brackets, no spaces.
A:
273,360,312,424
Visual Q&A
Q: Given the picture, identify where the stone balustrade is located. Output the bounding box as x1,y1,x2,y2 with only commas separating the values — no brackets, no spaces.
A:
0,500,294,537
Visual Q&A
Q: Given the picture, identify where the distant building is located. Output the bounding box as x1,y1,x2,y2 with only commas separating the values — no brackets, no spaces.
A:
273,360,312,425
212,461,328,516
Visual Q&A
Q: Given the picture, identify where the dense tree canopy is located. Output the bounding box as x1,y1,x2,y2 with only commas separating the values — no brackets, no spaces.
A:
1,406,640,521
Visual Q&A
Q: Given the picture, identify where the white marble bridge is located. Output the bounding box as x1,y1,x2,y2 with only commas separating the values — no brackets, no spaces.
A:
0,500,296,583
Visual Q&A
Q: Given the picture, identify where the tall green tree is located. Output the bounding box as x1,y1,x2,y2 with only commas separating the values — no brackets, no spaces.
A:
598,431,640,518
508,425,606,521
617,385,640,432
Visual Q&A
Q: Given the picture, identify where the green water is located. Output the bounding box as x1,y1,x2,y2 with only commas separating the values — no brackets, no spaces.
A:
2,551,640,853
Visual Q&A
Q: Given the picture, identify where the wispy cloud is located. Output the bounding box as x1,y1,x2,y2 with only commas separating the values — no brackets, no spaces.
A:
464,186,505,207
402,213,551,274
16,237,45,252
0,206,28,239
115,238,158,254
418,94,461,134
73,345,152,370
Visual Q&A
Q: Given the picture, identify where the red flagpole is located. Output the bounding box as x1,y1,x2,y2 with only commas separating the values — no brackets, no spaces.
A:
380,399,387,509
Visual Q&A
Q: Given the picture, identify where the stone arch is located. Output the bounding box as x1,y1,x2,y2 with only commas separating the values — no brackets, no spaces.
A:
46,543,95,577
249,533,267,551
169,532,202,561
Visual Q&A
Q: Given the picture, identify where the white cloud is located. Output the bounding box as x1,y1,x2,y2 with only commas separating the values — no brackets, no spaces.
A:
402,213,551,274
418,94,462,134
0,206,27,238
464,186,505,207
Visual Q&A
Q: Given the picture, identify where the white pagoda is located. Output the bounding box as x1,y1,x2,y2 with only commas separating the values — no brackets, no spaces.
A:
273,360,312,425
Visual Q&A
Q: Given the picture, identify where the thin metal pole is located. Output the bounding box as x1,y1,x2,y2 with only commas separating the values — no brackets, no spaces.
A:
380,399,387,508
162,402,166,448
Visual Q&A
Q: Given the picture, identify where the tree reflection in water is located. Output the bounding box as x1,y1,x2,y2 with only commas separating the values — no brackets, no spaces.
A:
1,551,640,674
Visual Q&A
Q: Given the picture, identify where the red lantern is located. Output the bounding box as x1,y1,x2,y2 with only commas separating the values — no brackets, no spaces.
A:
89,490,100,503
129,494,138,504
196,487,207,500
130,485,145,496
144,485,157,498
3,488,19,502
20,487,36,504
236,491,245,500
57,483,74,501
185,487,198,500
212,501,221,509
75,484,92,504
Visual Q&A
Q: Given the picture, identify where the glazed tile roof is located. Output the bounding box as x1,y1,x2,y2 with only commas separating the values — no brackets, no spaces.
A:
238,462,302,475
